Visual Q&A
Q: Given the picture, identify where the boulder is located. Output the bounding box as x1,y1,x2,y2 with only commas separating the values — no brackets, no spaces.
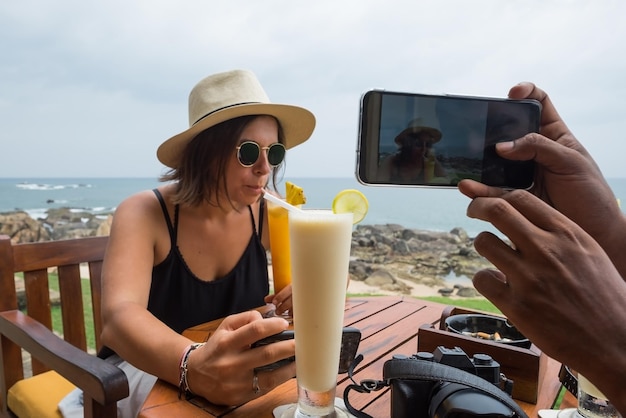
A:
364,268,395,287
0,211,50,243
456,286,480,298
96,215,113,236
364,268,412,295
350,224,492,297
0,209,112,243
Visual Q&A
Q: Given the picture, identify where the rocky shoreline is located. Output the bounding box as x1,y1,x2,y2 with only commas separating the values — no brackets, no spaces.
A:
1,209,493,298
0,208,112,242
348,223,492,297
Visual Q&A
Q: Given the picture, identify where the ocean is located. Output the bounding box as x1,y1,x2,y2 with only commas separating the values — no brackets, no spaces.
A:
2,177,625,238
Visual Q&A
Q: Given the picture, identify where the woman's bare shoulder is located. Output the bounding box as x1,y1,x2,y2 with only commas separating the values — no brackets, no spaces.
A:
117,190,158,212
113,186,172,227
106,186,177,265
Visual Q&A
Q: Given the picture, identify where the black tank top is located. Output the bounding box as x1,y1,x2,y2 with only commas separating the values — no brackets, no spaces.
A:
147,189,270,334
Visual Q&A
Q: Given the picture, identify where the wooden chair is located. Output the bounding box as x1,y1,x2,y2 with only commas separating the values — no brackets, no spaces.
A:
0,235,128,418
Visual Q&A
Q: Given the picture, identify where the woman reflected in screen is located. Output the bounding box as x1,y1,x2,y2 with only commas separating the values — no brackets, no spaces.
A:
379,117,448,184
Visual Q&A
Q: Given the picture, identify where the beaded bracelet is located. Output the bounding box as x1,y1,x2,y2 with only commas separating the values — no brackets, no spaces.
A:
178,342,205,399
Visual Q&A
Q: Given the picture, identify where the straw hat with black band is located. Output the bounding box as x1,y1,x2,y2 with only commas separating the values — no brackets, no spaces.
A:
394,117,442,146
157,69,316,168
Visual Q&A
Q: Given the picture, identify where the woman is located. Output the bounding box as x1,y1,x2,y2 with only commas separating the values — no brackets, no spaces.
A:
68,70,315,416
379,118,448,184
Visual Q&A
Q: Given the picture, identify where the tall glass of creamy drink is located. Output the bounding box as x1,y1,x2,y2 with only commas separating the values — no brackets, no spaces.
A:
577,374,621,418
282,209,353,418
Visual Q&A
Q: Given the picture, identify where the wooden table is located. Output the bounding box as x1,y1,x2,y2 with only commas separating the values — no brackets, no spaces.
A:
139,296,567,417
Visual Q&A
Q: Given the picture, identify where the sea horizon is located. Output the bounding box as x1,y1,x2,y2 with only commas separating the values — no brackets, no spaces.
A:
2,176,625,238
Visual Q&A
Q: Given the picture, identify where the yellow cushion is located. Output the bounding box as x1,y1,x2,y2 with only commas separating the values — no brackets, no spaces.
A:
7,370,76,418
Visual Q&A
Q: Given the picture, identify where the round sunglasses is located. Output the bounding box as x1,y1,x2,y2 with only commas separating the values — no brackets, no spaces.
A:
236,141,286,168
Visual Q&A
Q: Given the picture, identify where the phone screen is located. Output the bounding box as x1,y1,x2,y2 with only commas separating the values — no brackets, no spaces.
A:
356,90,541,189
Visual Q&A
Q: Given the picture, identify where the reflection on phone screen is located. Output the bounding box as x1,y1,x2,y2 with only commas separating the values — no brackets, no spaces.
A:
358,91,540,189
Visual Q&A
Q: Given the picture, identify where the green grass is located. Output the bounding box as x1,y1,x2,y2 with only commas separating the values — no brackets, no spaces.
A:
44,273,97,350
417,295,501,314
347,292,501,314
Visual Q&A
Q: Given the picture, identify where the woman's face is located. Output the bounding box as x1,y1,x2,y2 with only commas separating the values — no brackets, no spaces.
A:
402,132,433,158
224,115,280,206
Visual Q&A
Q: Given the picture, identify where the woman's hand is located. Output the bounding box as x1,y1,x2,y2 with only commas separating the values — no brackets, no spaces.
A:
265,284,293,315
185,310,295,406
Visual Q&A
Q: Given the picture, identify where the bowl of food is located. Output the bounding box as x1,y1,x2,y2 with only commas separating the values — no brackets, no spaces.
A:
444,314,531,349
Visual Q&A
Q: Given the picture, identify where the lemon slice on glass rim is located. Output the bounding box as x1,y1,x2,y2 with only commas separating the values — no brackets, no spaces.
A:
332,189,369,225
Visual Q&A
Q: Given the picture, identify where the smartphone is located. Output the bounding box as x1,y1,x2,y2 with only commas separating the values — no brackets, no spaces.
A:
356,90,542,189
252,327,361,373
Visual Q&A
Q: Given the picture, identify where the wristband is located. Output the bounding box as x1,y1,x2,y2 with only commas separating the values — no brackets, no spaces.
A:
178,342,205,399
558,364,578,397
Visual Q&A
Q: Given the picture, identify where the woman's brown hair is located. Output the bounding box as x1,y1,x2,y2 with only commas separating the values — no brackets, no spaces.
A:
160,115,284,208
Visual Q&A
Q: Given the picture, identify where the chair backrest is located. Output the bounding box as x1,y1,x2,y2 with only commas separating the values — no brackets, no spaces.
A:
0,234,108,378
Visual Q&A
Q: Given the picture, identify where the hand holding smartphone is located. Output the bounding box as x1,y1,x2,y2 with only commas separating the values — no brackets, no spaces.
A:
356,90,541,189
252,327,361,373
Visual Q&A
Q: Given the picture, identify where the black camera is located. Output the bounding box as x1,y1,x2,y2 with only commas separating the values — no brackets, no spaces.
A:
383,346,524,418
395,346,503,385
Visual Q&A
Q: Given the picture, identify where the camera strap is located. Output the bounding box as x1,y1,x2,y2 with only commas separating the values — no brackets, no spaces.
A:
343,354,528,418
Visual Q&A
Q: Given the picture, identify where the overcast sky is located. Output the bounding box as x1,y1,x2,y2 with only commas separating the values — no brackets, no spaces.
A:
1,1,625,179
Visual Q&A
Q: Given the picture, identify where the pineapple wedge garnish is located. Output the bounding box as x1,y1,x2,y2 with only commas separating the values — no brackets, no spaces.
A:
285,181,306,206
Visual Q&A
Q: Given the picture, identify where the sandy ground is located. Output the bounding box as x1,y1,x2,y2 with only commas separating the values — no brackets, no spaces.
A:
347,276,443,297
267,266,444,298
79,264,91,278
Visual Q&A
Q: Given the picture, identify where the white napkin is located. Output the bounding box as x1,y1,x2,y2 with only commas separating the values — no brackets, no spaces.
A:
538,408,578,418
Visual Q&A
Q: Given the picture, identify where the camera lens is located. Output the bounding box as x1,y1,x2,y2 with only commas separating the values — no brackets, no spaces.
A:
429,383,516,418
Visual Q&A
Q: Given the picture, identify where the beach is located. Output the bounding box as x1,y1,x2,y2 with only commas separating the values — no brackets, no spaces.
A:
267,265,444,298
347,275,444,297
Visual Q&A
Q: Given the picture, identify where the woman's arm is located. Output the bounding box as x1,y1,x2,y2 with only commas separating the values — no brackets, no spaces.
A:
100,191,296,405
100,190,191,385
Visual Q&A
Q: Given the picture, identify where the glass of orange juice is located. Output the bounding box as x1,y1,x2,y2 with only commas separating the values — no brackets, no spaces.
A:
267,199,292,295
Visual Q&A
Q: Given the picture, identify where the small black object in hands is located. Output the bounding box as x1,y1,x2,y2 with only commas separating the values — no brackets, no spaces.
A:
252,327,361,373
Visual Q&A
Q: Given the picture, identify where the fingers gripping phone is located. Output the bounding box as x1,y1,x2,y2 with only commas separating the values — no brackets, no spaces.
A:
356,90,542,189
252,327,361,373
